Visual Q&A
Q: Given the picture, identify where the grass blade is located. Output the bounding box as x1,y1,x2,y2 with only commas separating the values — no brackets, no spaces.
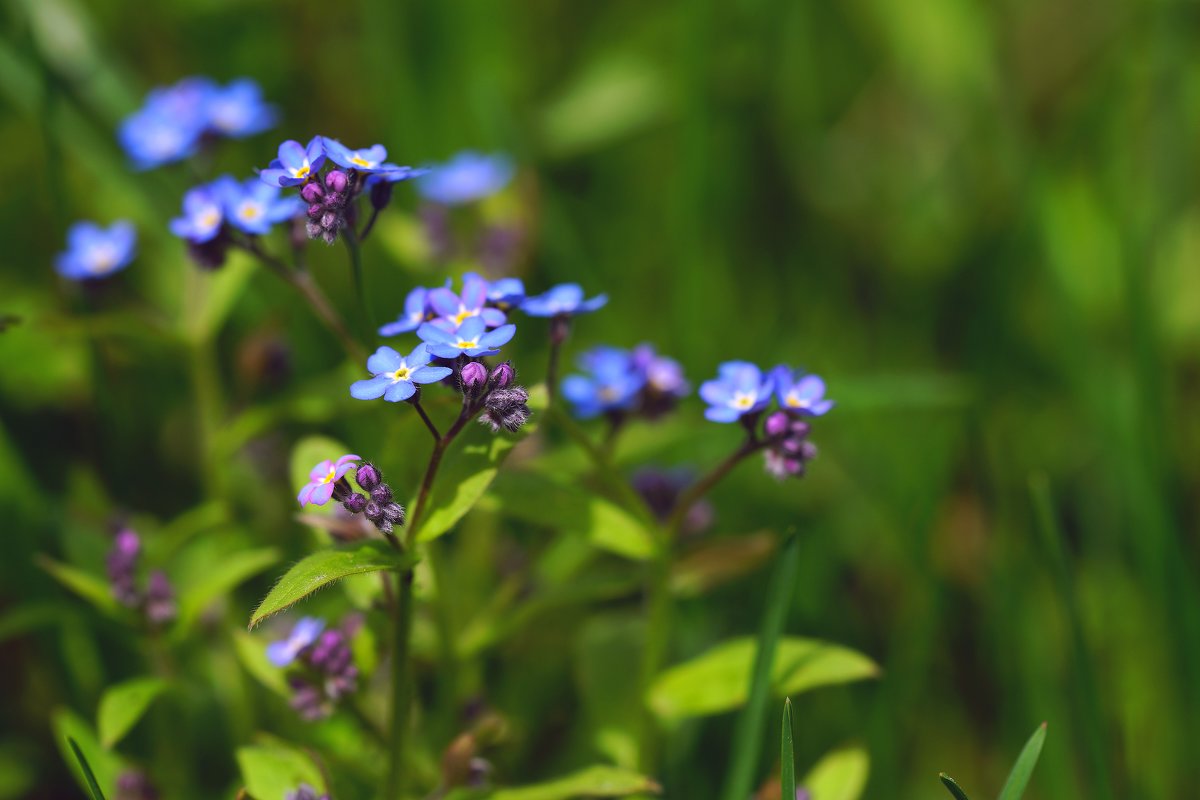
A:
67,737,107,800
939,773,971,800
781,698,796,800
718,531,802,800
997,722,1047,800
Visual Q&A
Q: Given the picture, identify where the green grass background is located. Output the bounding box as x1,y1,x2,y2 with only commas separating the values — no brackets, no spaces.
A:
0,0,1197,798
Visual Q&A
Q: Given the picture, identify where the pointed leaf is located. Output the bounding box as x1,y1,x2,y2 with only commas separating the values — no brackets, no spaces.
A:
236,743,325,800
53,710,121,800
415,424,519,542
997,723,1047,800
98,677,168,747
490,766,659,800
650,636,880,722
175,547,280,632
781,699,796,800
37,557,119,615
803,745,869,800
940,774,972,800
67,738,107,800
248,541,414,629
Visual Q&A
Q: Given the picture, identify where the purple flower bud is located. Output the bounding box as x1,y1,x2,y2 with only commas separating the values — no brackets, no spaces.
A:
307,203,324,219
764,411,790,438
382,502,405,524
300,183,325,203
305,221,323,239
789,420,811,438
145,570,176,626
107,528,142,608
325,170,349,193
460,361,488,394
343,493,367,514
324,192,345,208
479,387,531,433
371,484,393,504
364,500,383,521
489,361,515,389
320,212,338,229
370,179,394,211
355,462,381,491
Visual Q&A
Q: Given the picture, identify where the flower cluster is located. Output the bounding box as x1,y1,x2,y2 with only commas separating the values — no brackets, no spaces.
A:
55,222,136,281
105,527,177,627
268,616,360,721
298,456,407,536
632,468,714,535
258,136,422,244
562,344,689,421
119,77,276,170
170,175,302,268
286,785,330,800
700,362,833,479
416,151,514,206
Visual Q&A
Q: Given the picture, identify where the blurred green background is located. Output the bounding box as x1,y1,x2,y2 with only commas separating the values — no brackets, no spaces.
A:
1,0,1197,798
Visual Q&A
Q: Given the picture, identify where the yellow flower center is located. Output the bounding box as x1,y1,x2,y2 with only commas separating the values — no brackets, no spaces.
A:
239,202,262,221
389,365,412,382
320,467,337,484
291,163,311,179
454,338,479,350
452,307,477,326
199,208,221,229
599,386,619,402
351,155,374,168
732,393,755,409
785,394,802,408
87,248,117,275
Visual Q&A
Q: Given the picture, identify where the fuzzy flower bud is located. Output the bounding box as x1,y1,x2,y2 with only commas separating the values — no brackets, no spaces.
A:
764,411,791,438
489,361,515,390
107,528,142,608
355,462,382,491
144,570,177,627
324,170,349,193
460,360,488,399
342,493,367,514
300,183,325,203
478,386,531,433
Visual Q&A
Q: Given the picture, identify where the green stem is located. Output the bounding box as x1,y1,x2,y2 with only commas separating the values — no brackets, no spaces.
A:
342,228,376,344
386,403,476,799
186,338,223,499
663,437,760,537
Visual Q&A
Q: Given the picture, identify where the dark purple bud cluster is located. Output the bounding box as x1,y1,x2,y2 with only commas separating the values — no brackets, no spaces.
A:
302,170,353,245
762,411,818,479
105,527,177,628
445,359,532,435
115,770,160,800
287,622,360,721
479,386,531,433
285,784,330,800
334,462,406,536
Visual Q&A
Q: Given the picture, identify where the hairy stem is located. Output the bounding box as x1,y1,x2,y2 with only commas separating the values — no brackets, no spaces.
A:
663,438,761,538
412,397,442,442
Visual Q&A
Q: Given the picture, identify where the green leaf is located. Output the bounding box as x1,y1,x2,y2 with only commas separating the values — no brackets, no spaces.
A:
781,699,796,800
36,557,119,616
485,472,655,560
649,635,880,722
490,766,660,800
236,743,325,800
175,547,280,632
53,710,121,800
232,629,290,697
997,723,1047,800
940,774,972,800
415,425,519,542
97,677,168,748
67,738,107,800
803,745,870,800
248,541,413,629
719,533,801,800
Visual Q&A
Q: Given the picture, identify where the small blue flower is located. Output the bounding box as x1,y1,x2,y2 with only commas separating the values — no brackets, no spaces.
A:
170,177,237,243
55,221,136,280
521,283,607,318
259,137,327,187
417,316,516,359
217,177,302,235
771,366,834,416
417,152,514,205
562,347,646,419
699,361,774,423
267,617,325,667
379,286,435,337
487,277,526,309
427,273,507,331
350,344,454,402
322,138,398,174
367,165,427,185
205,79,277,137
632,344,690,399
118,77,214,169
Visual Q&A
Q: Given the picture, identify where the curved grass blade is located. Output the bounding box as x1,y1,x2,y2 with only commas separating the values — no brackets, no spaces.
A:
718,532,801,800
781,698,796,800
997,722,1047,800
67,737,107,800
939,773,971,800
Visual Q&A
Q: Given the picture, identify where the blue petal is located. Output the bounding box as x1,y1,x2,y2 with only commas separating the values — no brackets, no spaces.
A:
480,323,516,347
417,322,455,344
457,316,487,339
350,375,392,400
705,406,742,423
366,346,403,374
411,365,452,384
384,380,416,402
699,380,732,405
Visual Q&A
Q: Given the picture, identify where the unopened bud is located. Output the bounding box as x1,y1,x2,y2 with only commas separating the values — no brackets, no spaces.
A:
325,170,349,193
489,361,515,389
355,462,382,491
300,183,325,203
